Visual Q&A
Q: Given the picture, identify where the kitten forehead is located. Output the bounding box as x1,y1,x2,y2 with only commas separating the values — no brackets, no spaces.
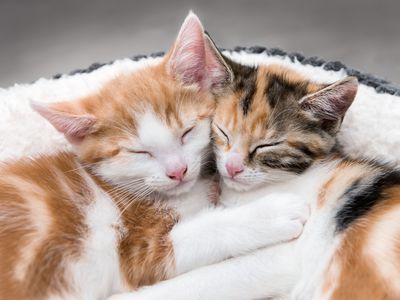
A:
137,111,176,150
215,64,321,134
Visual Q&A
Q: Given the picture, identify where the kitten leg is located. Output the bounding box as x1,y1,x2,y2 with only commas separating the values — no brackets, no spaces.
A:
171,193,308,274
107,243,297,300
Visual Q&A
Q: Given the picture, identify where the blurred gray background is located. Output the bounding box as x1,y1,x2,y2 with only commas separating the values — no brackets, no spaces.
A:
1,0,399,88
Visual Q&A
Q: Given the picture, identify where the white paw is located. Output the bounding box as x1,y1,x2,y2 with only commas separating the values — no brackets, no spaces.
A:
273,193,309,221
249,193,310,242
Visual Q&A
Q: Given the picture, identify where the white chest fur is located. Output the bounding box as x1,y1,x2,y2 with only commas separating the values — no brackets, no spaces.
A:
167,179,214,219
65,180,125,300
219,161,343,299
220,161,336,208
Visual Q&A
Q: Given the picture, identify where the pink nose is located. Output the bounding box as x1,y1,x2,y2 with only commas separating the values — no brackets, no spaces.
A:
167,165,188,181
225,161,244,178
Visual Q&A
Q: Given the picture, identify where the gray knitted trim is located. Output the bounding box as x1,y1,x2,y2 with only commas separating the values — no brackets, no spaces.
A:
53,46,400,96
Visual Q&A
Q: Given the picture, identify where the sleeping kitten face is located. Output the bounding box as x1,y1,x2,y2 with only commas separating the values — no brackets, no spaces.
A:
33,13,231,196
212,59,358,191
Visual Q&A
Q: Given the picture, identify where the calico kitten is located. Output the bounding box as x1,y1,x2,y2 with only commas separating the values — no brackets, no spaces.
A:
0,14,308,300
111,39,400,300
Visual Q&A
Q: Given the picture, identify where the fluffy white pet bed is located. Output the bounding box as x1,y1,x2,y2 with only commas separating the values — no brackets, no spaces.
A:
1,47,399,166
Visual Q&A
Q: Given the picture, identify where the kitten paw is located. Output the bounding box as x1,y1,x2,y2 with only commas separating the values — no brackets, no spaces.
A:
250,193,310,242
272,193,310,241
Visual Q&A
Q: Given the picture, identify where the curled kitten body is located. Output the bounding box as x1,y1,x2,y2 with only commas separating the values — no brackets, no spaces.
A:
0,13,308,300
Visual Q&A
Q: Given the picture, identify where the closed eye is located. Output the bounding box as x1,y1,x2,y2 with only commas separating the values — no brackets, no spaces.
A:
181,126,195,143
251,141,282,155
126,149,153,157
215,125,230,143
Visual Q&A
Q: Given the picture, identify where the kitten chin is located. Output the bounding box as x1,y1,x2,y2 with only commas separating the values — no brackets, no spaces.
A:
221,177,255,192
163,178,198,197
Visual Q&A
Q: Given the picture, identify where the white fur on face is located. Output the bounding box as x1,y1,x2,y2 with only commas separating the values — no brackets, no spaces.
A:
95,110,211,197
214,139,294,192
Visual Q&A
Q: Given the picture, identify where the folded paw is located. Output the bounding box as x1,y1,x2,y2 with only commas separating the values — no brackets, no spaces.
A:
244,193,310,243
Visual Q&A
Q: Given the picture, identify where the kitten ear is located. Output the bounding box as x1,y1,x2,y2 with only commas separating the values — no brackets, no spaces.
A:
31,101,97,144
203,31,234,92
167,12,233,92
299,77,358,133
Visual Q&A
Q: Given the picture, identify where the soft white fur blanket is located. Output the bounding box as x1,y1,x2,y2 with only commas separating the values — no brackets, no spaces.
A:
1,49,399,166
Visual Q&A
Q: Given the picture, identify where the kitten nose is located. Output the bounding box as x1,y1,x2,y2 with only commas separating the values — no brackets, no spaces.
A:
167,165,188,181
225,161,244,178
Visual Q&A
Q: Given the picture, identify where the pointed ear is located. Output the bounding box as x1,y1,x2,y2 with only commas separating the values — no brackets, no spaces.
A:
299,77,358,133
31,101,97,144
167,12,233,92
203,32,234,92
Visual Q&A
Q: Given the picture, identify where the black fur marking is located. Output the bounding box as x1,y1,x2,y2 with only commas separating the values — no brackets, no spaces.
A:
260,157,311,174
335,170,400,232
267,74,309,108
240,83,256,115
222,54,258,115
297,145,315,158
267,76,286,108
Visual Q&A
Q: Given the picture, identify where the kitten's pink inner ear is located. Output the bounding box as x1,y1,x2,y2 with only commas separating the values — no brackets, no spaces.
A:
169,12,207,87
168,12,231,91
31,101,96,144
204,33,233,91
300,77,358,121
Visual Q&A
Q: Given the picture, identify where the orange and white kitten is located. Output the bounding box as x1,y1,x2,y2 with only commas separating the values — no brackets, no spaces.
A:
0,14,308,300
110,36,400,300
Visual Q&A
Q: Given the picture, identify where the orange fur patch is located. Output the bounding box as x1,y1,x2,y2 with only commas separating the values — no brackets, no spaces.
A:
0,153,90,299
0,53,215,298
322,185,400,300
317,161,372,209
